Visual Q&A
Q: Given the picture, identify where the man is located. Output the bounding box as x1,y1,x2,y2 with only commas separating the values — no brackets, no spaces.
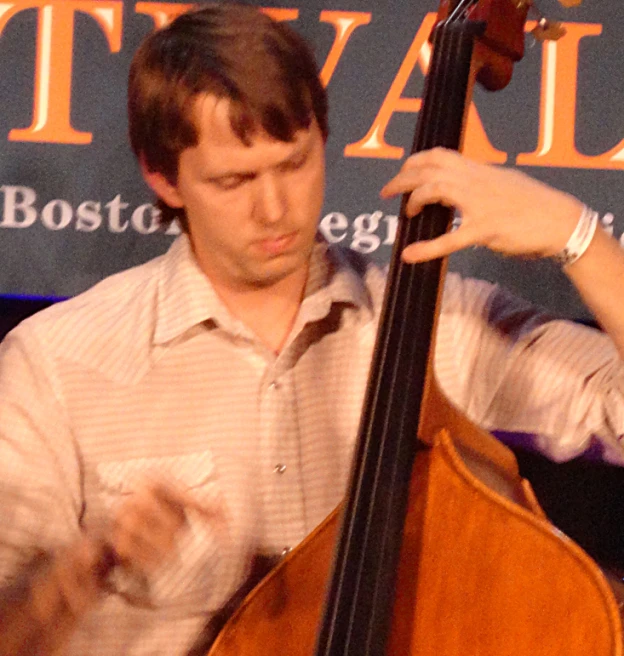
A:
0,4,622,654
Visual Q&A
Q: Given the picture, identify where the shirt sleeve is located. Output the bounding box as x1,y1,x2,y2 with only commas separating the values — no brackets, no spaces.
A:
0,323,84,583
436,273,624,465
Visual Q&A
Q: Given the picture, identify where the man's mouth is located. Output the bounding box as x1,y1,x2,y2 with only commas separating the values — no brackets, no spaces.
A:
255,232,297,256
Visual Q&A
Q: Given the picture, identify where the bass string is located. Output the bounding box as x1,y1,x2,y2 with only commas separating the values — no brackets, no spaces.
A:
329,21,470,654
362,26,470,653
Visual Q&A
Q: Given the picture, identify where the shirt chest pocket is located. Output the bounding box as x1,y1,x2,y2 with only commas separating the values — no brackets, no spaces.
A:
91,451,221,522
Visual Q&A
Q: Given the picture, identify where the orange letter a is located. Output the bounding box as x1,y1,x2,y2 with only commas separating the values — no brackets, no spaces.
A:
345,12,505,162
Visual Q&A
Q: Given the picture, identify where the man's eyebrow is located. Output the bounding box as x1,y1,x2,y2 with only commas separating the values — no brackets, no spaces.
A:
277,140,312,167
207,170,256,182
291,136,313,158
206,141,312,181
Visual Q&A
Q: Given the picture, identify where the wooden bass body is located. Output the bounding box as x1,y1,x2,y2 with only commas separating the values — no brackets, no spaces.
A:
207,379,622,656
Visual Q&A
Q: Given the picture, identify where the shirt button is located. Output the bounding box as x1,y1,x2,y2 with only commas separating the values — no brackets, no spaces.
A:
281,546,292,557
273,464,287,474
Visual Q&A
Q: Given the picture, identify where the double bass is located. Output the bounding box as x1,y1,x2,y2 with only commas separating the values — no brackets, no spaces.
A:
207,1,624,654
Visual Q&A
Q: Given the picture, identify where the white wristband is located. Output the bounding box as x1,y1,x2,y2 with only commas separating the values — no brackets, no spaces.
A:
552,206,599,268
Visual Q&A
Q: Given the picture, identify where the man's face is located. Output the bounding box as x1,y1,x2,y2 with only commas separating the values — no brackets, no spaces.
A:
151,94,326,292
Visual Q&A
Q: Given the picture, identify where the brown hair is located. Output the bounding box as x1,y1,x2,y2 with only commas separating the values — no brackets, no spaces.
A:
128,3,329,231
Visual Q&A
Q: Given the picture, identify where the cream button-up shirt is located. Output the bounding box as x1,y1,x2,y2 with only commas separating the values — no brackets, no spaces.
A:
0,235,622,654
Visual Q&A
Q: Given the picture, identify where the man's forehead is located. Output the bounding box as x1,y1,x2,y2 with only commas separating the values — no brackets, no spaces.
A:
193,93,310,149
193,94,240,146
189,93,314,171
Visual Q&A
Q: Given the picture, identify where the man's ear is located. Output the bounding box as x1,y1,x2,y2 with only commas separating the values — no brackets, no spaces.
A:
140,161,184,209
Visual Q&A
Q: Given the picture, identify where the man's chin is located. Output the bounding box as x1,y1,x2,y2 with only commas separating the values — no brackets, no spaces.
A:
244,256,307,290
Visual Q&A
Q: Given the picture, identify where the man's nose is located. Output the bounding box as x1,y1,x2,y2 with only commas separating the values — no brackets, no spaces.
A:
255,172,286,224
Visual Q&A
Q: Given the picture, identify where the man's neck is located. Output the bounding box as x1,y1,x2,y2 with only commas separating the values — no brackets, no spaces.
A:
209,269,308,354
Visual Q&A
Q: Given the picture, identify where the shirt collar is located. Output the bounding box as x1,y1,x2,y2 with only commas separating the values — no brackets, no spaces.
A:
302,237,375,322
154,235,226,345
153,234,375,346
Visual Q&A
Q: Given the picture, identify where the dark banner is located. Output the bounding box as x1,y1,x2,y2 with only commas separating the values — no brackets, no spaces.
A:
0,0,622,319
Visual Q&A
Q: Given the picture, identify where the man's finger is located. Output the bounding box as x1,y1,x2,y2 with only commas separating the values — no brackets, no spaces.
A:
149,481,223,522
401,230,473,263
